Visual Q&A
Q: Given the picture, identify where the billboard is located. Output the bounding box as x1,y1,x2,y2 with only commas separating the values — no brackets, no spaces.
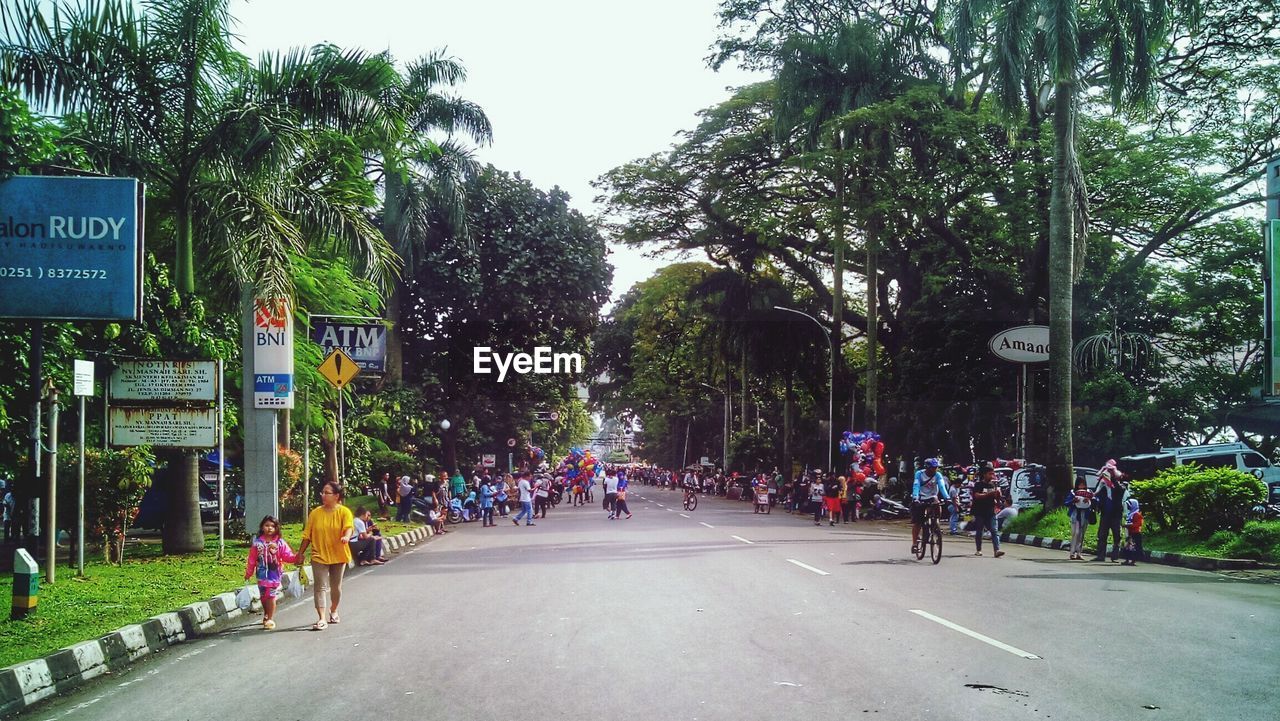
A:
312,320,387,373
109,407,218,447
253,298,293,409
0,175,143,320
110,360,218,401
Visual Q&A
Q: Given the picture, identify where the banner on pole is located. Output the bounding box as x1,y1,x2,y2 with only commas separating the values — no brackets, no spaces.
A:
253,299,293,409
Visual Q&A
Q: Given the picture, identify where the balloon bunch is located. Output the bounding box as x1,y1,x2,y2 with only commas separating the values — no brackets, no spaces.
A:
992,458,1024,471
840,430,886,478
560,447,598,480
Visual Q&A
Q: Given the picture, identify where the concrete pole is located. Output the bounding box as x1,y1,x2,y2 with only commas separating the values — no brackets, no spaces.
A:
241,289,279,531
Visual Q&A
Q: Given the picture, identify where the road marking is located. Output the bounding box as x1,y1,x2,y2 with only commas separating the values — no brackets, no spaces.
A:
656,504,665,508
679,513,690,518
908,610,1041,660
785,559,829,575
699,522,715,529
731,535,754,544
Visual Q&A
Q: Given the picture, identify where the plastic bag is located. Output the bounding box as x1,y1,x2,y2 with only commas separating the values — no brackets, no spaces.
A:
235,584,259,610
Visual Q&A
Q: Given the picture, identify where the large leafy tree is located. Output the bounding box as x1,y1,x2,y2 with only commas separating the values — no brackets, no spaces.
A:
399,167,610,474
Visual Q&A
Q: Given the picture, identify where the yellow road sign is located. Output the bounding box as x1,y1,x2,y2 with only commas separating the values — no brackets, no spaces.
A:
318,349,360,389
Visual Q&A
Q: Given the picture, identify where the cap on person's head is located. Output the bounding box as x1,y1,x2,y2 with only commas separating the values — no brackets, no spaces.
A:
925,458,940,468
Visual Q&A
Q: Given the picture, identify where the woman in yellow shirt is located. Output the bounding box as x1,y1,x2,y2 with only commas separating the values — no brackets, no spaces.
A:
297,481,354,630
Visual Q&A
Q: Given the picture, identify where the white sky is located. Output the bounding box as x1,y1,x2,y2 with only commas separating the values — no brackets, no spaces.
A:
232,0,766,308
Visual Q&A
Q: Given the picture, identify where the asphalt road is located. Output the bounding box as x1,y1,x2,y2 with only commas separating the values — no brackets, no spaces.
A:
24,489,1280,721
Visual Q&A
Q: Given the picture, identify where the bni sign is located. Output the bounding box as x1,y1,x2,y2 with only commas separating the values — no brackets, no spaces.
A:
253,298,293,409
0,175,143,320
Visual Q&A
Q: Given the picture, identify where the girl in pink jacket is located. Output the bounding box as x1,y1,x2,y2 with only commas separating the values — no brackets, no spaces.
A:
244,516,297,630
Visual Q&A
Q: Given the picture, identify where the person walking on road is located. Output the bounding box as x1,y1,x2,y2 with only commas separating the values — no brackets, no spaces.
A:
480,478,496,527
604,468,621,519
823,476,842,526
810,473,826,526
513,471,536,526
615,475,632,519
1066,476,1095,559
297,481,355,631
970,464,1004,558
1092,460,1125,563
244,515,297,630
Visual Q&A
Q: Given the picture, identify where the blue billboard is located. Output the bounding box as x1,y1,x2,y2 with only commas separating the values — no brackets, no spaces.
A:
0,175,143,320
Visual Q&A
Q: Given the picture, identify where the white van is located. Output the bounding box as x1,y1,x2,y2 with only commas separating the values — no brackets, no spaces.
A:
1121,442,1280,485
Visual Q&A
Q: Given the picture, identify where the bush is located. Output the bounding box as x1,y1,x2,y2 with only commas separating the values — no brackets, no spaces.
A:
369,449,420,480
1205,530,1237,550
1130,464,1265,536
1129,466,1193,530
84,446,155,564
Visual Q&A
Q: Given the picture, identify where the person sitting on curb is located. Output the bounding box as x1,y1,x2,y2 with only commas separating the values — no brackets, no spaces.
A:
349,507,386,566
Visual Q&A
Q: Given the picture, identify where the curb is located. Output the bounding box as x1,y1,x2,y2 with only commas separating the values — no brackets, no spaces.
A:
998,532,1261,570
0,524,434,718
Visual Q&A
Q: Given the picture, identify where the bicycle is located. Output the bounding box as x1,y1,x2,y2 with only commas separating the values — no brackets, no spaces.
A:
915,501,943,564
683,487,698,511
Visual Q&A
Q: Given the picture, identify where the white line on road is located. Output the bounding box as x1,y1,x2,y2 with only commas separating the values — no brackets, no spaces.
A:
656,504,665,508
785,559,830,576
699,522,715,529
731,535,754,544
679,513,690,518
908,609,1041,660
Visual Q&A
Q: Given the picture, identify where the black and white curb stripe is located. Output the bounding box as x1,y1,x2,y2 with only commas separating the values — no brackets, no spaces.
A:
0,524,435,717
998,532,1260,570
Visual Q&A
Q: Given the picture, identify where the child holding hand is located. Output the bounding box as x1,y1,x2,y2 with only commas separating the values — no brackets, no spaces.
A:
245,515,297,630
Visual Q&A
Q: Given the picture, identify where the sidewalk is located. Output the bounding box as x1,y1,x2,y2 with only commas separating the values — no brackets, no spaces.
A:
0,524,436,717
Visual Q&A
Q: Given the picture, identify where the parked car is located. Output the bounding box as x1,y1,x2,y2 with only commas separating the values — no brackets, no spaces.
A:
1122,442,1280,483
1005,464,1100,509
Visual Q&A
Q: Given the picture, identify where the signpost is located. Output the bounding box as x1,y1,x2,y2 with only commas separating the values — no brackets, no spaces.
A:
482,454,496,469
108,407,219,447
73,360,93,576
989,325,1051,459
311,317,388,373
318,349,360,481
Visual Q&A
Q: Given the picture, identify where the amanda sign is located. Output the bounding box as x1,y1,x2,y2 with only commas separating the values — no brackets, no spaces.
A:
989,325,1050,364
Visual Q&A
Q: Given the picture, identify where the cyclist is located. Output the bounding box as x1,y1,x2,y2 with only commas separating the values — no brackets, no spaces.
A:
911,458,952,555
682,472,698,508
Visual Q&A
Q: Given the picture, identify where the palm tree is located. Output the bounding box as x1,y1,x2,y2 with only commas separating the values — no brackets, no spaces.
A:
1,0,403,552
376,52,493,386
772,19,925,430
947,0,1200,500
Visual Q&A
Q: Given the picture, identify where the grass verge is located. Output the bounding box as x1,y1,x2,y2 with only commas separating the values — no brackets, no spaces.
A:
0,499,425,668
1000,506,1280,560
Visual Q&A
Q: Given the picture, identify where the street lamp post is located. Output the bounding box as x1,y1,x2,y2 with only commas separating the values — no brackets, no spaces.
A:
775,306,834,472
696,381,729,473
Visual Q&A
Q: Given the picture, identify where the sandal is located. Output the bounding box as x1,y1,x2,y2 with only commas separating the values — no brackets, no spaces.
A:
328,614,341,624
311,621,328,631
